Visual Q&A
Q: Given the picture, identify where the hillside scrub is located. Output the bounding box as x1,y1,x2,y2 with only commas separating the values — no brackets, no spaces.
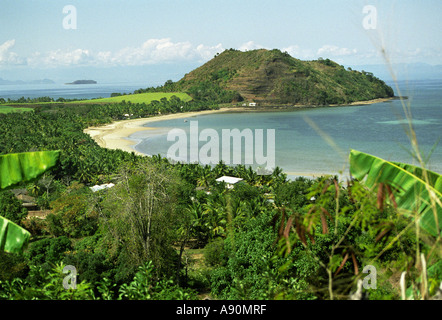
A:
151,49,395,106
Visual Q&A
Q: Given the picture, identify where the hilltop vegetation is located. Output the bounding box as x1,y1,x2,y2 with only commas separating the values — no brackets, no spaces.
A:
142,48,394,106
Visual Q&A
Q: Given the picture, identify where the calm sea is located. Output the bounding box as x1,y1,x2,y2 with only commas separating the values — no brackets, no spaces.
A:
0,82,150,100
1,80,440,179
130,79,442,179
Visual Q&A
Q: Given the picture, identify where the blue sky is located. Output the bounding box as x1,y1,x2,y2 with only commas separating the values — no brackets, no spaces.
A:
1,0,441,83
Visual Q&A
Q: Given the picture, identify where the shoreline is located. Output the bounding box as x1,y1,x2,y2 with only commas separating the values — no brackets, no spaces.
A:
83,107,249,156
83,97,394,172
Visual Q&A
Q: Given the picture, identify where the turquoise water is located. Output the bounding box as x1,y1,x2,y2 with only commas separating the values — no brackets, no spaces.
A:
131,80,442,179
2,79,440,179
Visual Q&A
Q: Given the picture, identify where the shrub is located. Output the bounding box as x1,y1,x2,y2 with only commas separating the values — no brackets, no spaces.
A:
25,236,72,271
204,238,227,267
0,190,28,225
48,183,98,238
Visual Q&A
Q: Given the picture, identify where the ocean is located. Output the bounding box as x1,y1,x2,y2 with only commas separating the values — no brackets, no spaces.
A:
130,79,442,179
0,82,151,100
1,79,441,179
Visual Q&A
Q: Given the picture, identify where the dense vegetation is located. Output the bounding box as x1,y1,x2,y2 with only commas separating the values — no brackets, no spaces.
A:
0,92,440,301
139,49,395,106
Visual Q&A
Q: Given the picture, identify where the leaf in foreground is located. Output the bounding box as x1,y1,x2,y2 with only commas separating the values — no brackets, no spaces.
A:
0,216,31,253
349,149,442,237
0,150,60,189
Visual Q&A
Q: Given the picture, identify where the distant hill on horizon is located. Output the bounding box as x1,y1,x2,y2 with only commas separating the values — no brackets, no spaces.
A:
170,48,395,106
0,78,55,85
65,80,97,85
343,62,442,84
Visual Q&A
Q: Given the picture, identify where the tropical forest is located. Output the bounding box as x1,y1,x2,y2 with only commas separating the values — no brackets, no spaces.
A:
0,50,441,302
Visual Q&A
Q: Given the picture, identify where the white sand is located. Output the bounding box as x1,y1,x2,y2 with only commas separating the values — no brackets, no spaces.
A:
83,107,248,155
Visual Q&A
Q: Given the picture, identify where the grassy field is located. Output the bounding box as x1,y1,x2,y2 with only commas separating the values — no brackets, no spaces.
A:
1,92,193,108
82,92,192,104
0,105,34,113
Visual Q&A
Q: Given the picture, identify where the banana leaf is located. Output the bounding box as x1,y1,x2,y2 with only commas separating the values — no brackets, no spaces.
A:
0,150,60,190
349,149,442,237
0,150,60,253
0,216,31,253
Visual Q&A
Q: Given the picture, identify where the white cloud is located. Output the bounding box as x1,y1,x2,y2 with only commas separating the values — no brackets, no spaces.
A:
317,45,358,57
0,39,26,66
112,38,195,65
28,48,93,67
22,38,225,68
196,43,224,61
239,41,266,52
282,45,315,60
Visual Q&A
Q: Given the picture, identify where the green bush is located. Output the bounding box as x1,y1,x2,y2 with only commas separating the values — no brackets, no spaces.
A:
204,238,227,267
48,182,98,238
0,190,28,225
118,261,197,300
25,236,72,271
0,252,28,282
209,210,281,299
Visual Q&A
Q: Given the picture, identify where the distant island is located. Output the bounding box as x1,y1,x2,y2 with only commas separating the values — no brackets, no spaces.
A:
65,80,97,85
0,78,54,85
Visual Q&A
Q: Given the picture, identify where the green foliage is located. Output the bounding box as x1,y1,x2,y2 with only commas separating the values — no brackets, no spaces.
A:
25,236,72,272
0,151,59,255
0,98,217,185
0,151,60,189
0,262,94,300
0,251,28,281
271,173,441,300
204,238,227,267
274,176,314,209
172,48,394,106
209,210,282,299
0,190,28,225
0,75,436,301
118,261,197,300
85,92,192,105
0,216,31,254
0,105,34,114
99,161,184,278
47,182,98,238
349,149,442,237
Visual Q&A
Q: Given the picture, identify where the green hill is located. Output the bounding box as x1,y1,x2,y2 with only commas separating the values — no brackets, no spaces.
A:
173,48,394,106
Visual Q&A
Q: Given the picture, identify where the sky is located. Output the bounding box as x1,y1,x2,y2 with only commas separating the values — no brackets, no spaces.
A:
0,0,441,83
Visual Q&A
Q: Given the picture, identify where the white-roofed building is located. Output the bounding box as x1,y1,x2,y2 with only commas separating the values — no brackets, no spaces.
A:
215,176,244,189
89,183,115,193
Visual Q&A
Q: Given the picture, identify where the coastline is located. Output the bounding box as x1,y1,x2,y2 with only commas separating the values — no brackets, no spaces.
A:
83,97,395,156
83,97,394,176
83,107,249,156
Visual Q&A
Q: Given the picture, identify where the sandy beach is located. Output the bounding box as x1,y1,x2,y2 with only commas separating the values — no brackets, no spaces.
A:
83,97,395,157
83,107,249,156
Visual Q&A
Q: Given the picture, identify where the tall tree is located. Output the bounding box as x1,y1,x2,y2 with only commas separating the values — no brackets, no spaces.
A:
100,161,183,277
